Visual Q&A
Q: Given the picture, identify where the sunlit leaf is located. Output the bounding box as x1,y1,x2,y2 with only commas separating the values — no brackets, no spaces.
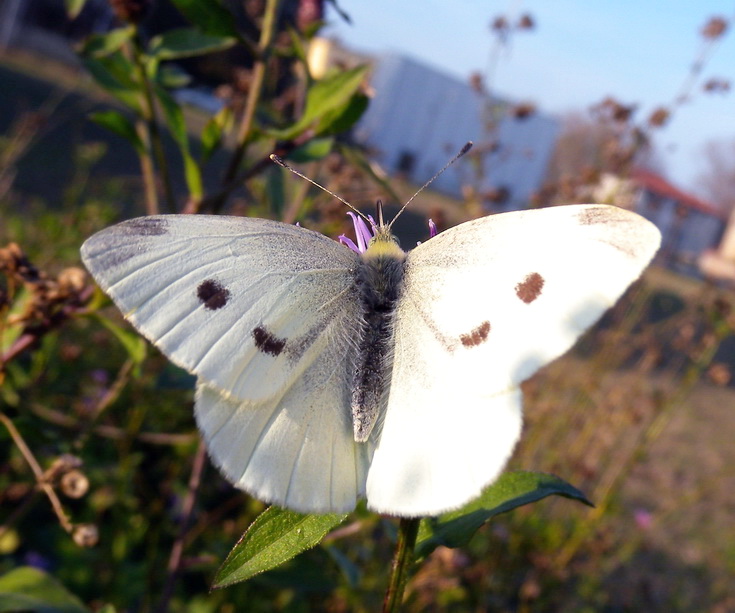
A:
65,0,90,20
79,27,134,58
288,137,334,162
150,28,236,60
0,566,90,613
268,65,369,140
415,471,593,559
213,507,348,588
313,93,369,136
200,106,233,163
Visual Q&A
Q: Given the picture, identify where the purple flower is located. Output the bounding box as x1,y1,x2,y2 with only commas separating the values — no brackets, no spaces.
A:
339,213,437,253
339,213,377,253
634,509,653,530
428,219,438,238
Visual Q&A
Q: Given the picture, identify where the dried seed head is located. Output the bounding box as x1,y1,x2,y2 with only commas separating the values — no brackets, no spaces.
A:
46,454,84,482
72,524,99,548
58,267,87,293
491,15,509,32
517,13,535,30
701,16,728,39
109,0,150,24
703,78,730,93
512,103,536,120
707,363,731,386
647,107,670,127
61,469,90,499
297,0,324,31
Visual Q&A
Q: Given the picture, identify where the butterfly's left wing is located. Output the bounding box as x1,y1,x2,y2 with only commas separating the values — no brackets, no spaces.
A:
82,214,371,513
366,204,660,516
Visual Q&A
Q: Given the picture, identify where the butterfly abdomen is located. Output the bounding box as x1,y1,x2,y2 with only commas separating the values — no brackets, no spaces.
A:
351,240,406,443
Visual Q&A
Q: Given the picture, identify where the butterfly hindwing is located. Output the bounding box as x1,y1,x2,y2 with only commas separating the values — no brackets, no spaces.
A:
366,204,660,515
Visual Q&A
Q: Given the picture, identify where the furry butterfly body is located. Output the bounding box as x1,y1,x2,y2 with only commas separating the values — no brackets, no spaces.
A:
81,204,660,516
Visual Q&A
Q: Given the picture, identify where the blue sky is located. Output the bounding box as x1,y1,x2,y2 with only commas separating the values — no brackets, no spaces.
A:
325,1,735,200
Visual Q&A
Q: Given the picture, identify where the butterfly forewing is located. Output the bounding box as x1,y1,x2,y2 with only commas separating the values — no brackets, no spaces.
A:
81,215,361,402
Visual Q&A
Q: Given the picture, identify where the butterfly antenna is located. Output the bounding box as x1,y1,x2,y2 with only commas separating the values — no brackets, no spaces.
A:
270,154,371,224
387,141,473,230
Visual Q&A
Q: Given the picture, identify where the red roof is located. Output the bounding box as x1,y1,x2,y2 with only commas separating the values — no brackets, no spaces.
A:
632,168,725,219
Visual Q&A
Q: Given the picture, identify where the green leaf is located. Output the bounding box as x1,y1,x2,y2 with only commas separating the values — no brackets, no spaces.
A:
415,471,593,559
65,0,89,20
0,286,32,354
79,27,134,58
150,28,236,60
158,64,192,89
288,137,334,163
169,0,240,38
313,92,369,136
89,110,144,155
154,86,203,198
213,507,348,588
268,65,369,140
0,566,90,613
82,55,141,113
200,107,233,163
93,313,147,365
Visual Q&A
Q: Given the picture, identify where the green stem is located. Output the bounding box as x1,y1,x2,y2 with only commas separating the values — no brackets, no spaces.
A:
382,517,420,612
130,31,176,213
209,0,281,213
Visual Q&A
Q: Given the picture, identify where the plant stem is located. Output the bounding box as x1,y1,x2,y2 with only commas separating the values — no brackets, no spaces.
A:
209,0,281,213
155,439,207,613
0,412,73,534
130,31,176,213
382,517,420,612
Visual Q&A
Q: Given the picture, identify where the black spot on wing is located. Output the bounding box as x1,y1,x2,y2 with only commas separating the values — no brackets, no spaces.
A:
460,321,491,347
197,279,230,310
253,326,287,356
121,217,169,236
515,272,544,304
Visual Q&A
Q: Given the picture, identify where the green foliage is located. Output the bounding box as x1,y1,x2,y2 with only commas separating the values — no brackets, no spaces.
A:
168,0,242,39
0,566,91,613
149,29,236,61
415,471,593,560
268,66,370,140
214,508,348,587
89,110,144,155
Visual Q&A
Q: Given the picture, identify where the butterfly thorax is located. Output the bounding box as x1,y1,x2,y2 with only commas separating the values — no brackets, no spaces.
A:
351,233,406,443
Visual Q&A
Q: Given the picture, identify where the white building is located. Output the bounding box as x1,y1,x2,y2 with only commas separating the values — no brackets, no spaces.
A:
352,53,559,210
308,39,559,211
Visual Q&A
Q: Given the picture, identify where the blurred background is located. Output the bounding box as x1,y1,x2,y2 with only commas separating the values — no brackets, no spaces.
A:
1,1,734,611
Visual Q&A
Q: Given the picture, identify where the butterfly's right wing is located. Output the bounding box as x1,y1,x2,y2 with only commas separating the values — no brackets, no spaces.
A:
82,215,369,512
366,205,660,516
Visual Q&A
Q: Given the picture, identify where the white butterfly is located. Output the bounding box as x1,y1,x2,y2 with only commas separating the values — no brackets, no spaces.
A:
80,203,660,517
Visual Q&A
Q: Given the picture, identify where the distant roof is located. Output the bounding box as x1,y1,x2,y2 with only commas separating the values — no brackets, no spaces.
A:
632,167,725,219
